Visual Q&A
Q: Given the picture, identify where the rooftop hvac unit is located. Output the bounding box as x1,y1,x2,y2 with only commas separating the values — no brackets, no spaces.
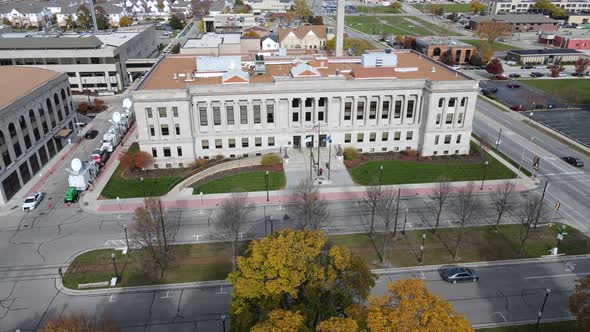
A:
254,54,266,75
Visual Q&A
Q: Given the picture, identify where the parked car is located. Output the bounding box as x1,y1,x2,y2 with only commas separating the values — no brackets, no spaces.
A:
508,73,521,78
84,129,99,140
562,156,584,167
494,74,508,80
511,104,525,111
440,266,479,283
572,72,585,77
64,187,80,203
530,72,544,77
22,192,43,211
507,83,522,88
534,104,545,109
505,60,517,65
533,65,547,69
521,65,533,69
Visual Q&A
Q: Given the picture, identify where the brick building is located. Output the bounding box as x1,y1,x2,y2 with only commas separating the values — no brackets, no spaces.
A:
413,37,477,64
469,14,559,33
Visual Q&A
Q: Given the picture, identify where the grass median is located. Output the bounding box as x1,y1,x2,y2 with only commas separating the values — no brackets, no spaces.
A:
63,223,588,289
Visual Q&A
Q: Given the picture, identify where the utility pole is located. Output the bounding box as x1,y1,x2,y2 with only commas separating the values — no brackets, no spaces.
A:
393,187,401,236
534,181,548,228
317,122,321,177
328,139,332,180
159,199,168,251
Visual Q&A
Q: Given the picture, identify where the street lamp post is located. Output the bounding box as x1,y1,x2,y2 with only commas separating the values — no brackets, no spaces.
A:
379,164,384,192
529,112,534,123
402,208,409,235
535,289,552,331
123,225,129,251
111,253,119,279
265,170,269,202
221,315,227,332
419,233,426,263
140,177,145,197
480,160,489,190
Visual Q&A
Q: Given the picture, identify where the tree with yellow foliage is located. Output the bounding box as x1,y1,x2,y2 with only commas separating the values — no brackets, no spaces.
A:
251,310,306,332
228,229,375,331
367,279,473,332
316,317,358,332
119,16,133,27
470,0,485,14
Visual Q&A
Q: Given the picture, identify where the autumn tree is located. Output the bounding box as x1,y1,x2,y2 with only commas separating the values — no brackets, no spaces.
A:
363,183,381,237
316,317,358,332
486,58,504,76
214,192,250,271
169,14,185,29
251,310,306,332
475,21,512,43
430,4,444,16
575,58,590,74
118,148,154,171
292,0,313,20
131,197,174,279
76,4,108,30
197,19,205,32
119,16,133,27
376,188,399,263
431,175,451,233
470,0,485,13
516,192,545,256
450,183,479,260
308,16,324,25
367,279,474,332
2,17,11,27
171,42,181,54
390,2,402,10
40,313,119,332
551,67,560,77
570,276,590,331
228,229,376,331
291,179,329,230
475,40,494,64
491,181,515,230
532,0,566,18
439,49,455,66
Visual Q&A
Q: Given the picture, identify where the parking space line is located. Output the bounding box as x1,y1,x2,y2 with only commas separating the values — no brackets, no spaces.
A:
524,272,590,280
109,294,116,303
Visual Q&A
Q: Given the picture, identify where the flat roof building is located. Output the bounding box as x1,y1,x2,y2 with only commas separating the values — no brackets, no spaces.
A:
0,66,76,205
469,14,559,32
413,37,478,64
506,48,586,63
489,0,590,14
132,51,479,169
180,33,260,56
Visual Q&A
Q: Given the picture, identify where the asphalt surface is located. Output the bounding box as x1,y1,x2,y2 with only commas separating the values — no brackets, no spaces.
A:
479,80,565,110
529,109,590,148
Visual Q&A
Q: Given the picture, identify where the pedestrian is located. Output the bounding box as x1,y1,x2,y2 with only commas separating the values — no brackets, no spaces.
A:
320,167,324,176
325,162,329,170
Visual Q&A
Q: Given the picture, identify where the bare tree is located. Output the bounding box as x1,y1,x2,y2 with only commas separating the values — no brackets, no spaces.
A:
214,192,250,271
491,181,516,231
516,193,546,257
291,179,329,230
431,175,451,233
375,188,399,263
451,183,479,260
131,197,173,279
363,183,381,237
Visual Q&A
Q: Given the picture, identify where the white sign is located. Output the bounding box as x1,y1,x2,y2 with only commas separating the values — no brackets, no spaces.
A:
557,234,564,241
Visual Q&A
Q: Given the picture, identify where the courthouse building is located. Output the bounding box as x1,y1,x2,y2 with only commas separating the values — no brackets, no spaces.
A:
132,51,479,169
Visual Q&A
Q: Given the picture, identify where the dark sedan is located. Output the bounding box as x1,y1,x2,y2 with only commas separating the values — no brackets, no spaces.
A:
563,156,584,167
84,129,99,140
440,267,479,283
508,73,521,78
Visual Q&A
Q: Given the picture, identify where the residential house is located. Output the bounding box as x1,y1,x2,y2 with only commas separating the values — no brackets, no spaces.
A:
278,25,327,49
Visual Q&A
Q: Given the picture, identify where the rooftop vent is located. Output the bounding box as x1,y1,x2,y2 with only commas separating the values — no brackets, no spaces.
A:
254,54,266,75
431,66,436,73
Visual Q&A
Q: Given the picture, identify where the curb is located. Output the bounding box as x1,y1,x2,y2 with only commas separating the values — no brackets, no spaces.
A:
472,316,576,329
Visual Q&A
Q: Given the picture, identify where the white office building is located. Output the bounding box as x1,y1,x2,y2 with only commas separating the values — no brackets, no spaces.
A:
490,0,590,14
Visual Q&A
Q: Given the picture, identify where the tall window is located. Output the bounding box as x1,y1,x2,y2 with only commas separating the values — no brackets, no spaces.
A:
253,105,261,124
158,107,167,118
163,147,171,157
229,138,236,148
161,124,169,136
268,137,275,146
146,108,153,118
444,135,451,144
255,137,262,147
369,132,376,142
446,113,454,124
177,147,183,156
242,138,249,147
344,102,352,120
199,107,208,126
456,134,462,144
435,135,439,144
266,104,274,123
292,112,299,122
213,106,221,125
438,98,444,108
436,114,442,125
406,131,413,140
172,106,178,117
215,139,222,148
240,105,248,124
226,105,235,125
382,100,390,119
305,111,312,122
175,124,180,135
345,133,351,143
394,100,402,118
357,133,364,142
457,113,464,124
394,131,401,141
406,100,415,118
202,140,209,149
448,98,456,107
356,101,364,120
292,99,300,108
150,125,155,136
382,132,389,141
152,148,157,157
369,101,377,119
460,97,467,107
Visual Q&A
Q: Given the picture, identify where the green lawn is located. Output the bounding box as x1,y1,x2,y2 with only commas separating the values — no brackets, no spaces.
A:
349,144,515,185
356,5,403,14
192,171,286,194
101,144,181,199
64,223,589,288
345,15,408,35
412,3,478,13
520,79,590,105
477,320,578,332
462,39,521,51
344,15,458,36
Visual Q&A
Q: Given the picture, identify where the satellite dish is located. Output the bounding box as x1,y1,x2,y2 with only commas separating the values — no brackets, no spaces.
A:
122,98,133,109
71,158,82,172
112,112,122,124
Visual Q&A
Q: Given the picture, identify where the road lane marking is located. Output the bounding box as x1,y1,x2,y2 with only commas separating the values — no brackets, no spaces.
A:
161,290,172,298
524,272,590,280
494,312,507,322
543,189,590,230
109,295,116,303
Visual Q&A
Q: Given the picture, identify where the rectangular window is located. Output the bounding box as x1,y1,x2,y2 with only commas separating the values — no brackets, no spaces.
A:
158,107,167,118
253,105,261,124
172,107,178,117
215,139,222,149
394,100,402,118
356,102,364,120
266,104,274,123
146,108,153,118
177,147,183,156
357,133,364,142
406,131,413,140
292,99,300,108
438,98,444,108
240,105,248,124
150,125,155,136
242,138,249,147
344,102,352,120
226,105,235,125
305,98,312,107
460,97,467,107
435,135,440,145
163,147,171,157
382,132,389,141
369,101,377,119
457,113,463,124
407,100,415,118
255,137,262,147
175,124,180,135
456,134,462,144
161,124,169,136
318,98,325,107
213,106,221,125
369,132,376,142
318,111,324,121
293,111,299,122
268,136,275,146
436,114,441,125
229,138,236,148
446,113,453,124
152,148,157,157
444,135,451,144
448,98,456,107
202,140,209,149
394,131,401,141
199,107,208,126
305,112,312,122
382,100,390,119
345,133,351,143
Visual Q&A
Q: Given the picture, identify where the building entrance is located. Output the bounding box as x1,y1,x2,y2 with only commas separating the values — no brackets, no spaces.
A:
293,136,301,149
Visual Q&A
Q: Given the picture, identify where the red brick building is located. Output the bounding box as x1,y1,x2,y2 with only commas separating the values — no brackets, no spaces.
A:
538,34,590,49
469,14,559,33
412,37,477,64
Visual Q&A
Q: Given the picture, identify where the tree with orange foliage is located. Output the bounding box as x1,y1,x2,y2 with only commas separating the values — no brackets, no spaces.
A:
119,16,133,27
39,313,119,332
367,279,473,332
251,310,306,332
119,148,153,171
243,31,260,38
475,21,512,43
77,102,90,113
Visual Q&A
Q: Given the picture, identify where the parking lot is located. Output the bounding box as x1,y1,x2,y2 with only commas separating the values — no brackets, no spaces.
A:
530,109,590,148
479,80,566,110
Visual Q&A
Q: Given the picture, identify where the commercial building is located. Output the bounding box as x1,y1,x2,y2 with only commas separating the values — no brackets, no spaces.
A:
132,51,479,169
245,0,293,12
413,37,477,64
506,48,586,64
539,33,590,49
0,66,76,205
489,0,590,14
279,25,328,49
180,33,260,56
567,12,590,24
203,13,257,34
469,14,559,32
0,25,158,93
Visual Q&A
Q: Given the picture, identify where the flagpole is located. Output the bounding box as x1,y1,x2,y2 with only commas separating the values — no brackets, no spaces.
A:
317,122,321,177
309,145,313,181
328,139,332,180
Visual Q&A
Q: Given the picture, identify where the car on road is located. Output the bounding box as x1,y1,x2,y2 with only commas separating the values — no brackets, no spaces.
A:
440,266,479,283
84,129,99,140
530,72,544,77
507,82,522,88
22,192,43,211
563,156,584,167
533,65,547,69
508,73,521,78
521,65,533,69
511,104,525,111
494,74,508,80
505,60,517,65
572,72,586,77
